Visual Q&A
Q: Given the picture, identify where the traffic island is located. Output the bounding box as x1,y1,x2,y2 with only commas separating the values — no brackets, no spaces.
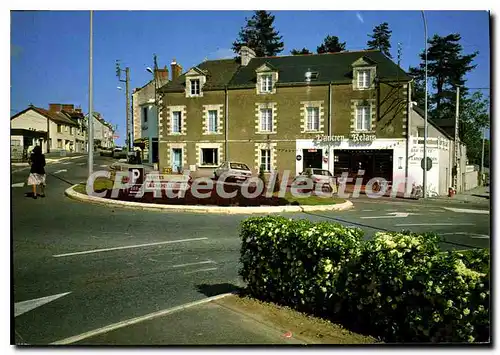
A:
65,179,353,214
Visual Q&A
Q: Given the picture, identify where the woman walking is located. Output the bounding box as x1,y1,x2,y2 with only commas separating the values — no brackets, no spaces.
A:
28,146,46,199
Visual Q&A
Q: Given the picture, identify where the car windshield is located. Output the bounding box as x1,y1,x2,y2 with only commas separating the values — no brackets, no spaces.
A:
313,169,332,176
230,163,249,170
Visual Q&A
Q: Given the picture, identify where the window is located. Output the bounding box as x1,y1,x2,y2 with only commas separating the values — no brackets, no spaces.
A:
70,127,74,135
417,127,425,137
57,125,62,133
143,107,148,123
172,111,182,133
260,108,273,132
190,79,200,96
201,148,218,166
260,149,271,172
356,106,371,131
65,126,69,132
260,75,273,93
208,110,218,133
357,69,371,89
306,107,320,131
57,139,63,148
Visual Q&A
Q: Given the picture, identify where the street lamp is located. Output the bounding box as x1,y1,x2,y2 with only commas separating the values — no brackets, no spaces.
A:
421,10,428,199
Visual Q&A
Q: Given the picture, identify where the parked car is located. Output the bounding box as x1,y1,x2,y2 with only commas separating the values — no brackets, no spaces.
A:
213,161,252,182
100,148,114,157
112,147,127,159
293,168,335,192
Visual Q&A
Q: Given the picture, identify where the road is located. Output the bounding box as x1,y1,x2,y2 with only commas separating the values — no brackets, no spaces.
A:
11,155,490,344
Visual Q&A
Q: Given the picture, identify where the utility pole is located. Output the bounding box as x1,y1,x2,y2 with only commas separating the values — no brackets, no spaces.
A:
422,11,428,199
88,10,94,176
481,126,485,185
116,61,131,152
454,85,460,192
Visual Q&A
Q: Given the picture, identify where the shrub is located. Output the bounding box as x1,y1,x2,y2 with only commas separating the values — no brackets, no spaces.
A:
239,216,364,315
239,218,490,343
332,231,490,343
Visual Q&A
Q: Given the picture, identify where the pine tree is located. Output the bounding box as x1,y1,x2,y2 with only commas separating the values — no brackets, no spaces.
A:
367,22,393,58
290,47,312,55
232,11,284,57
317,35,346,54
409,34,478,121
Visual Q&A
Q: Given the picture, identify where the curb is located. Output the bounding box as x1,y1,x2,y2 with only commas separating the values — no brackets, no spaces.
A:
50,292,235,345
65,185,354,214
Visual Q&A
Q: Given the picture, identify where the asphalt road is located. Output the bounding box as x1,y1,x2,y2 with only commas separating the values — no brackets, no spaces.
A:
11,155,490,344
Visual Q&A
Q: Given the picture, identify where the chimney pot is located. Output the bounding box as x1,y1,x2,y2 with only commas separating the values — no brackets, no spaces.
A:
171,60,182,81
49,103,62,112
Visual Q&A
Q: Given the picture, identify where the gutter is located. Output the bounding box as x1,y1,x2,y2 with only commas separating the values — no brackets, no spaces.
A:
225,85,229,161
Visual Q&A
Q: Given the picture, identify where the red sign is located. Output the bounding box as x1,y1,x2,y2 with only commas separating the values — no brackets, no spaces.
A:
308,149,317,152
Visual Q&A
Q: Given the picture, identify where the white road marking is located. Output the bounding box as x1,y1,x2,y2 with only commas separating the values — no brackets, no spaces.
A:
99,164,108,168
52,237,208,258
395,223,475,227
441,232,490,239
15,292,71,317
50,293,234,345
77,163,86,166
361,212,412,219
443,207,490,214
62,162,72,165
11,182,25,188
430,209,445,213
184,267,218,275
53,169,67,174
362,210,374,212
172,260,216,268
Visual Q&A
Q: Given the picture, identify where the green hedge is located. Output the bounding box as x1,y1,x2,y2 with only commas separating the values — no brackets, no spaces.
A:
239,217,490,343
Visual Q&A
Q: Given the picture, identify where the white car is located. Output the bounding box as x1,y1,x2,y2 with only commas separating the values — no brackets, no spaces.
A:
214,162,252,182
293,168,335,192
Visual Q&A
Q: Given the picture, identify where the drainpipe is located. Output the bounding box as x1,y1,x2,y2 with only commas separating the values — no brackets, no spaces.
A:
225,85,229,161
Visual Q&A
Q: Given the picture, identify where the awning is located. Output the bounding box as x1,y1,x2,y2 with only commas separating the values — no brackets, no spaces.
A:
11,129,48,139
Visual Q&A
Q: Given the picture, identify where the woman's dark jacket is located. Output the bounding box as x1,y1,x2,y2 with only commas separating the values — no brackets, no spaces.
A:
30,154,46,174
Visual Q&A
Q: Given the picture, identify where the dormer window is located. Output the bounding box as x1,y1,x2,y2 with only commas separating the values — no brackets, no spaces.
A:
185,67,207,98
352,56,377,91
190,79,200,96
256,63,278,95
357,69,371,89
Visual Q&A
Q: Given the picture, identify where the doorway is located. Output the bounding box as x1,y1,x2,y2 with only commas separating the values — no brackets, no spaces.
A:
172,148,182,173
152,138,159,164
302,149,323,170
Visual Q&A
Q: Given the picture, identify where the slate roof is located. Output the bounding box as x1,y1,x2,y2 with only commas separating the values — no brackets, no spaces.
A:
229,50,411,87
159,59,241,93
159,50,410,93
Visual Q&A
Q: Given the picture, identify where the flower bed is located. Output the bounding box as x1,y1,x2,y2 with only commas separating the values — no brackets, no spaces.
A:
239,216,490,343
77,178,345,207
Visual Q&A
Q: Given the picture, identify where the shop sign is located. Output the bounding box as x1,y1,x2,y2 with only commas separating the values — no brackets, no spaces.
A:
308,149,317,152
350,133,376,142
296,155,302,161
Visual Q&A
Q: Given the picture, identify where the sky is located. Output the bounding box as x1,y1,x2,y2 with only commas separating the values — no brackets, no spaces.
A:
10,10,491,145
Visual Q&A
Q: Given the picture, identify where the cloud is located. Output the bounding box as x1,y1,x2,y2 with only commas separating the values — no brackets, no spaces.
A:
356,12,364,24
208,48,235,60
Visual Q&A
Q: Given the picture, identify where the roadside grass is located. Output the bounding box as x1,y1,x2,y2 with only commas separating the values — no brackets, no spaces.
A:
72,179,345,206
215,294,379,344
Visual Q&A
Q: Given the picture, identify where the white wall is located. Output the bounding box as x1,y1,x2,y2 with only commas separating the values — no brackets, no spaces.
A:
11,110,48,131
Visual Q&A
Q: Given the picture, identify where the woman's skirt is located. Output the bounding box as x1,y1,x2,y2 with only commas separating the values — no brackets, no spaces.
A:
28,173,46,186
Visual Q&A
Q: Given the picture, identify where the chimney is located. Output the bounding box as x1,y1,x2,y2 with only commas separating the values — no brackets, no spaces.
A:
239,46,256,66
171,59,182,81
62,104,75,112
155,65,170,86
49,103,62,112
75,108,82,113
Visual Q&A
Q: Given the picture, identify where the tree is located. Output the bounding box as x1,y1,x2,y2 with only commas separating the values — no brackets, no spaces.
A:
291,47,312,55
458,91,490,166
317,35,346,54
367,22,392,58
409,34,478,121
232,11,284,57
